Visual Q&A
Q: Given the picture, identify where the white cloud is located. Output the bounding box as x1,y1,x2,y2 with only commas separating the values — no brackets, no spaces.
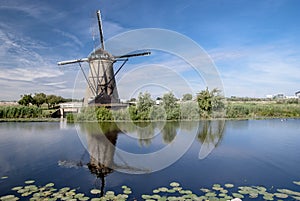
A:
210,42,300,97
53,29,84,48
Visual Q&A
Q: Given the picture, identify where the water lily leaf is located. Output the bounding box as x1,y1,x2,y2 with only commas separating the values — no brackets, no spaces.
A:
123,189,132,194
232,193,244,199
170,182,180,187
224,184,234,188
90,189,101,194
141,194,151,199
45,183,55,187
274,193,288,198
12,186,23,191
0,195,15,199
24,180,35,184
220,189,228,194
91,198,101,201
153,189,160,193
79,196,89,201
205,192,216,197
200,188,210,193
292,196,300,200
167,189,176,193
159,187,168,192
293,181,300,186
213,184,221,188
263,195,274,200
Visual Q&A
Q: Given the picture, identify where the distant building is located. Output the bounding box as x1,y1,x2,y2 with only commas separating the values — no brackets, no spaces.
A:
266,95,273,99
296,91,300,98
286,95,297,99
273,93,285,99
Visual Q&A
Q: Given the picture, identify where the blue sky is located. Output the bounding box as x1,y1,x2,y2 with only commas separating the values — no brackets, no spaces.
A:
1,0,300,100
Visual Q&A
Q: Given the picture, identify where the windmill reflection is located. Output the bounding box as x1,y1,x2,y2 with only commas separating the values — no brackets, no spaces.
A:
59,122,146,197
82,123,118,196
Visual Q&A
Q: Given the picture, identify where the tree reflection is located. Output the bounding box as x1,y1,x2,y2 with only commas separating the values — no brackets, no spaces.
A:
197,120,225,159
162,122,179,144
136,122,155,146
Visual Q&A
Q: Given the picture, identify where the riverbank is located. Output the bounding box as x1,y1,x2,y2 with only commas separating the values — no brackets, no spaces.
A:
0,101,299,122
0,118,60,122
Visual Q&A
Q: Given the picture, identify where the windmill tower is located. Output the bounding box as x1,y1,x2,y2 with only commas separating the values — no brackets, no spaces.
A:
58,10,150,106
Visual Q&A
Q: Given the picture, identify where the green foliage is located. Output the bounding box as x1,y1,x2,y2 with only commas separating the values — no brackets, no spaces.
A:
96,107,112,121
18,93,67,108
162,92,180,120
66,113,74,123
46,94,65,109
182,93,193,101
226,103,300,118
128,105,139,121
150,105,166,120
112,108,130,121
180,101,200,120
0,106,43,118
33,93,47,107
76,107,97,121
18,94,34,106
136,92,155,120
197,88,212,113
197,88,225,117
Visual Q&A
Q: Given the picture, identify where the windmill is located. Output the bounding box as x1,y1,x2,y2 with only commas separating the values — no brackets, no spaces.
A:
58,10,150,106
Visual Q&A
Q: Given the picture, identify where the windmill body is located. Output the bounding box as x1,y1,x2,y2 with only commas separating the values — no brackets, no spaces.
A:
58,10,150,106
84,48,119,105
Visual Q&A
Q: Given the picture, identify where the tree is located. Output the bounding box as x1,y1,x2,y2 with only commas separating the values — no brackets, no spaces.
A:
182,93,193,101
197,88,212,113
136,92,155,120
46,95,65,109
33,93,47,107
197,88,224,116
162,92,180,120
18,94,34,106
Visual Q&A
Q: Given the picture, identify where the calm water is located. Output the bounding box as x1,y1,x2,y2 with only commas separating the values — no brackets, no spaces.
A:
0,119,300,200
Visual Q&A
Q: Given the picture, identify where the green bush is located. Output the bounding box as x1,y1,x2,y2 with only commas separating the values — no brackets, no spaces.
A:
0,106,43,118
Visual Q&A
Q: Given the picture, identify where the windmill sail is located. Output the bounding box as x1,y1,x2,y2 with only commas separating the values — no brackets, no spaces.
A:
57,10,150,106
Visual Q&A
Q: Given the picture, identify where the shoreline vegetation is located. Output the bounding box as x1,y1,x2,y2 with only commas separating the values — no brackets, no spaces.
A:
1,89,299,123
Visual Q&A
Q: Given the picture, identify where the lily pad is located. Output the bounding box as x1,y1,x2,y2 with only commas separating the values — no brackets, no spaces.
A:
45,183,55,187
24,180,35,184
90,189,101,194
205,192,216,197
200,188,210,193
123,189,132,194
293,181,300,186
232,193,244,199
153,189,160,193
292,196,300,200
224,183,234,188
159,187,168,192
170,182,180,187
274,193,288,198
11,186,23,191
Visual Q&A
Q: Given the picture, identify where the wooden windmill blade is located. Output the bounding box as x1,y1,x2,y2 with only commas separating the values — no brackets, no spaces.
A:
96,10,105,50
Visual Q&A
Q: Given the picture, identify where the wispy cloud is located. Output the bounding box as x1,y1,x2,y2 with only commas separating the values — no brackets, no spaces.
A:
53,29,84,48
210,42,300,97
